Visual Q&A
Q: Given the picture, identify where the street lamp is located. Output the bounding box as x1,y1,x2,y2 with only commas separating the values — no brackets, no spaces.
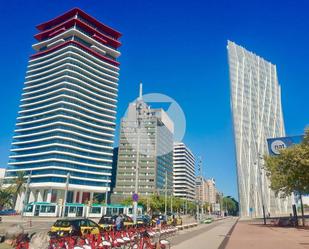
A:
164,171,168,216
62,173,70,218
133,83,143,224
256,153,266,225
21,171,32,218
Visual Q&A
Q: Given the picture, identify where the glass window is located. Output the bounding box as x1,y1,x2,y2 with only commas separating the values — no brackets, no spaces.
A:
79,219,88,226
40,205,47,212
87,220,98,227
69,206,76,213
106,207,111,215
112,208,118,214
24,205,33,212
90,207,101,214
54,220,71,227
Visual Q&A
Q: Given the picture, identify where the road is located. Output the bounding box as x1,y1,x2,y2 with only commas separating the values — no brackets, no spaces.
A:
170,217,237,249
0,216,238,249
0,216,57,234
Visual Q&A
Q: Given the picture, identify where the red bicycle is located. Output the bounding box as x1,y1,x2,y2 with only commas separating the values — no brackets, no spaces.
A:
132,230,170,249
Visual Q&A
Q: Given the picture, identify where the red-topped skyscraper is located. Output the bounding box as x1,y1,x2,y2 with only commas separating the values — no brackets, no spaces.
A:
5,8,121,215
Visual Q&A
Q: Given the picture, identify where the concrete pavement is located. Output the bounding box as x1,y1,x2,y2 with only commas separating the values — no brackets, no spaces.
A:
171,217,237,249
225,220,309,249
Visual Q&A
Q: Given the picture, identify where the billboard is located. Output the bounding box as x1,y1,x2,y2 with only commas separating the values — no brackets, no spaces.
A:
267,135,304,156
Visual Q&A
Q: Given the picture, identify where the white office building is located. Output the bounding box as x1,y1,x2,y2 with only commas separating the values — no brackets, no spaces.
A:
227,41,290,217
173,142,195,201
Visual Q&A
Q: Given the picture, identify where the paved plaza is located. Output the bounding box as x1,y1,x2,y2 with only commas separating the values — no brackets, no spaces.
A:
226,220,309,249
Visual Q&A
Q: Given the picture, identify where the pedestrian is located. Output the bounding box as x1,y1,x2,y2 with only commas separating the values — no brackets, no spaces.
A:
115,214,122,231
155,217,161,231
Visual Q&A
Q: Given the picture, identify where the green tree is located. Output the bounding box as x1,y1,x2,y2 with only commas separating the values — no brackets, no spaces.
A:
264,128,309,226
0,183,14,210
121,194,165,214
202,202,210,213
187,201,197,214
222,196,239,216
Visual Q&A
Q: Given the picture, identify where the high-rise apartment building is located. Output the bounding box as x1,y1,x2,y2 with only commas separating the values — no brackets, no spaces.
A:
113,86,174,201
173,142,195,201
206,178,216,204
195,176,207,205
5,8,121,211
227,41,290,217
195,177,217,205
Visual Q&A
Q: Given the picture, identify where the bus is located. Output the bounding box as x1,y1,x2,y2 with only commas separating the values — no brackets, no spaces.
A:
23,202,59,217
23,202,143,218
87,203,143,218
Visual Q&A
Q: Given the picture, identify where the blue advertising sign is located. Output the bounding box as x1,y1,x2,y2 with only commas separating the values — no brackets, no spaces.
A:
267,135,304,156
132,193,139,202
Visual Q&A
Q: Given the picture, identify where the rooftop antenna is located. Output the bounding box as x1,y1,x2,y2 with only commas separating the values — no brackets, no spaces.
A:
138,82,143,100
198,156,203,180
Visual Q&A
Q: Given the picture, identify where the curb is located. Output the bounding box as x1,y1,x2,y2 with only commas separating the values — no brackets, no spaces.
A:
218,218,238,249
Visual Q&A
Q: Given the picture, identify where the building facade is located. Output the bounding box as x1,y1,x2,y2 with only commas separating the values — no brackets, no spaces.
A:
0,168,5,184
206,178,217,204
173,142,195,201
195,176,207,205
195,177,217,205
227,41,290,217
5,8,121,211
112,86,174,201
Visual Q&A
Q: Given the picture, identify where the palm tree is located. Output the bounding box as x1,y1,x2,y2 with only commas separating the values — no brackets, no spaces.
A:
0,184,14,209
11,171,27,208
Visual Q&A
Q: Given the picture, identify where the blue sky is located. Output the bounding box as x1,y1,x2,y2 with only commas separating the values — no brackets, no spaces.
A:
0,0,308,199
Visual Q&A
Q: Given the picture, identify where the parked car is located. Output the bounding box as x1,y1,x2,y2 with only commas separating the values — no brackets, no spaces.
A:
98,215,116,229
136,215,152,226
98,214,138,229
203,217,213,224
49,218,101,237
0,209,17,216
167,214,183,226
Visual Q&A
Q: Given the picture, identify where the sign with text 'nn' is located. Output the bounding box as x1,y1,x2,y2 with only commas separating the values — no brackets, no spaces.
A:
267,135,304,156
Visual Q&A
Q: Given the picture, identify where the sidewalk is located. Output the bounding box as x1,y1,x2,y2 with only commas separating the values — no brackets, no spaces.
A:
226,221,309,249
171,218,237,249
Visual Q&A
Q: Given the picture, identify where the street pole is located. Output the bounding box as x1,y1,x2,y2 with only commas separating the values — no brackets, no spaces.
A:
133,122,140,224
62,173,70,218
257,153,266,225
300,193,305,226
198,157,205,217
165,171,168,216
196,200,199,222
21,171,32,218
146,196,150,214
105,191,108,205
133,83,143,224
170,196,173,213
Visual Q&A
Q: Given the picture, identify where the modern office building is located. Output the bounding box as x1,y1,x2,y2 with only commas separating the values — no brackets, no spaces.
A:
112,85,174,201
173,142,195,201
227,41,290,217
5,8,121,211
